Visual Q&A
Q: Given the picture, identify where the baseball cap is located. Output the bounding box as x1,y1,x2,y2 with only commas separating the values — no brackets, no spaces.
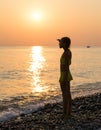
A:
57,37,70,43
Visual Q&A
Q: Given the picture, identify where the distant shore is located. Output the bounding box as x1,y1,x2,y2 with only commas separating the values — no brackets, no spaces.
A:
0,93,101,130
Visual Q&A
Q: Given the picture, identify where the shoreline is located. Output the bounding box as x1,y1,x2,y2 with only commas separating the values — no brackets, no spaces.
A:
0,93,101,130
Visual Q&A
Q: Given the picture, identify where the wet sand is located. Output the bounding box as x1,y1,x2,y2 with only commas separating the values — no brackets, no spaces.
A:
0,93,101,130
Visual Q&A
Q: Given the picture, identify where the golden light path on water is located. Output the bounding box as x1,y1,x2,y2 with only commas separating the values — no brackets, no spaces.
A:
29,46,46,95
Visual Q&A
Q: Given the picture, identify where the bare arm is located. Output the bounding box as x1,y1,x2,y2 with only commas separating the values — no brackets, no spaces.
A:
60,50,71,82
61,51,70,71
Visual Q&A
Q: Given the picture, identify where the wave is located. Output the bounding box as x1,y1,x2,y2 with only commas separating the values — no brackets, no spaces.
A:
0,82,101,122
0,95,61,122
0,70,28,80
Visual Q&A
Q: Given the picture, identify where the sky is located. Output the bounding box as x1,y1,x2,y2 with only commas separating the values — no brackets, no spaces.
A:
0,0,101,46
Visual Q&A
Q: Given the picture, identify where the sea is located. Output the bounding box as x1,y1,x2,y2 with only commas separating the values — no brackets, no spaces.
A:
0,46,101,122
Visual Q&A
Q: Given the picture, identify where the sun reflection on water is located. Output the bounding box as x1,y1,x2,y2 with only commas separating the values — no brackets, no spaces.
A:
29,46,46,94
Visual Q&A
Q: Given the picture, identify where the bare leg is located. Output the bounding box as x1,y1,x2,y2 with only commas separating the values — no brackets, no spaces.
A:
67,82,72,116
60,82,72,117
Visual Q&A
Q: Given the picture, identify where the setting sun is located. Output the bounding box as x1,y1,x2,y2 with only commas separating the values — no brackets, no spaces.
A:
0,1,101,46
32,12,42,21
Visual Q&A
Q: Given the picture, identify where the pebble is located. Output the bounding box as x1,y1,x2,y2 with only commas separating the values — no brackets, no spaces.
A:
0,93,101,130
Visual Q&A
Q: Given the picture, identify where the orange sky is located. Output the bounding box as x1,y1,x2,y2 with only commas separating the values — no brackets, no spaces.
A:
0,0,101,46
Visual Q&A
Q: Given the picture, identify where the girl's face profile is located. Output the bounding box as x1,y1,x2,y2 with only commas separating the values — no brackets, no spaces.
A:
59,41,65,48
59,42,63,48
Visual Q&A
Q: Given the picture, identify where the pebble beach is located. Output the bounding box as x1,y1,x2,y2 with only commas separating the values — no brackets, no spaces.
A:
0,93,101,130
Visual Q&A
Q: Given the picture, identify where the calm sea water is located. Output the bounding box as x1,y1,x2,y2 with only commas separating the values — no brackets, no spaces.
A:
0,46,101,121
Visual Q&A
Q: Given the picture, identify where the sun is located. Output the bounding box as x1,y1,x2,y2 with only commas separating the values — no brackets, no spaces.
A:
27,11,44,24
32,12,41,21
